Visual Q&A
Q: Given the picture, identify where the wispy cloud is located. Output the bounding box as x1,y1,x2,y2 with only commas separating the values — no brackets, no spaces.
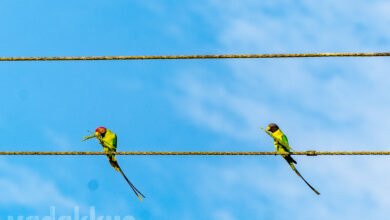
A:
189,157,390,219
43,128,73,150
174,0,390,146
171,1,390,219
0,159,79,212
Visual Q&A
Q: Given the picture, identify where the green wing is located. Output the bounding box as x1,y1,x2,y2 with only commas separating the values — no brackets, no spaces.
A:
281,135,291,152
113,135,117,148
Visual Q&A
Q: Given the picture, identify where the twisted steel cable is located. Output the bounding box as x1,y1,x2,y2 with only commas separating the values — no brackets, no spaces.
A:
0,52,389,61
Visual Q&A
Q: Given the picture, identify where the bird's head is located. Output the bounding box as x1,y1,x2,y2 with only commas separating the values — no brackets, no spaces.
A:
266,123,279,133
95,126,107,137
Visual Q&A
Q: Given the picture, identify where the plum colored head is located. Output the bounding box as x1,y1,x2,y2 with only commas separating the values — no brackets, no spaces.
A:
95,126,107,135
267,123,279,133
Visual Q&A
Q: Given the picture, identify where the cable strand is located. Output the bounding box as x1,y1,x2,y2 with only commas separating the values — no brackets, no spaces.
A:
1,151,390,156
0,52,389,61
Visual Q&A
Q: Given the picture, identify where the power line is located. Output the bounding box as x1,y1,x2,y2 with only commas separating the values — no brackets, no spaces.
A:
0,52,389,62
1,151,390,156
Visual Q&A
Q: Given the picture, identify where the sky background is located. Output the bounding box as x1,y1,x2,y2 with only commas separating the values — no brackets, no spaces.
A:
0,0,390,219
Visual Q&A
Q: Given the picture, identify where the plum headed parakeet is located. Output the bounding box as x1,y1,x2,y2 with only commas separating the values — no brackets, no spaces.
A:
263,123,320,195
83,126,145,201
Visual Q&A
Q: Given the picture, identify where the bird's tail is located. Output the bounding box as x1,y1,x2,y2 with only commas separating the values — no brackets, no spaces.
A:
107,154,146,201
287,161,320,195
107,155,121,172
118,168,146,201
285,155,297,164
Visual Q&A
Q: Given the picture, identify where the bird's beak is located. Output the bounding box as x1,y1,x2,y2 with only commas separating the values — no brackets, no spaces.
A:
266,126,271,132
82,133,96,141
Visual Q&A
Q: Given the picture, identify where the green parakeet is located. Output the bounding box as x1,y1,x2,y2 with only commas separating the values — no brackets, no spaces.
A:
264,123,320,195
83,126,145,201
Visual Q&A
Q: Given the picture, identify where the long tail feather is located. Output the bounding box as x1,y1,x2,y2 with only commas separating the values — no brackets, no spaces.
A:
285,155,297,164
118,168,146,201
287,162,320,195
105,153,146,201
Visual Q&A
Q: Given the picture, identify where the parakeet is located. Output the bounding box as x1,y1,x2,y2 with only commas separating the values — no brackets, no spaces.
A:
83,126,145,201
264,123,320,195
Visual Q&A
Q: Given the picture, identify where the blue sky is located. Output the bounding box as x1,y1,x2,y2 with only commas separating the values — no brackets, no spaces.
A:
0,0,390,219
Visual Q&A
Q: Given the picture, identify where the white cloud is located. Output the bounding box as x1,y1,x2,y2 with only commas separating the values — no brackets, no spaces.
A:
200,0,389,51
212,209,236,220
0,159,79,211
171,1,390,219
174,0,390,146
191,157,390,219
44,128,73,150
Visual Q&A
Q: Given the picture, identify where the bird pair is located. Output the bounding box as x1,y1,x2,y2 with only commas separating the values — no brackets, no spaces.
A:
84,123,320,202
